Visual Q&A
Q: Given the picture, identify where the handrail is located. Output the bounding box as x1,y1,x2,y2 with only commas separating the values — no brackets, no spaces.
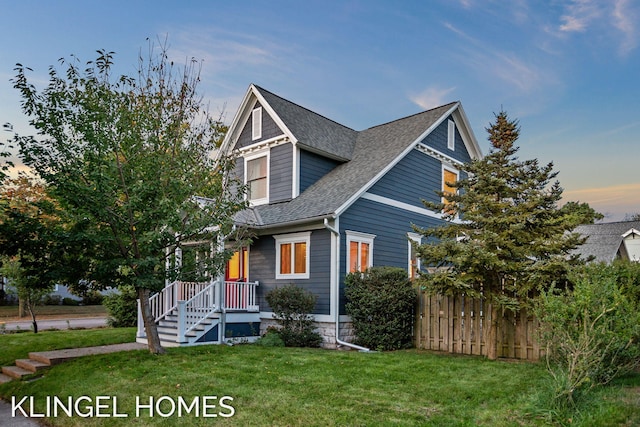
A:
179,281,219,342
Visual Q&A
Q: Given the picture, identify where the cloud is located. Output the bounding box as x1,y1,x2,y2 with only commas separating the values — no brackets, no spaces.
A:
563,183,640,221
559,0,602,32
612,0,638,54
410,86,457,110
442,22,546,94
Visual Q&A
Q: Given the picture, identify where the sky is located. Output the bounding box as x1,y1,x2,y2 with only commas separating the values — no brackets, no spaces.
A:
1,0,638,221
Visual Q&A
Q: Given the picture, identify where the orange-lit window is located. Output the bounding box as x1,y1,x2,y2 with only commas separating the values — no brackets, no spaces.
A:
275,232,311,279
442,167,458,214
225,247,249,281
346,231,375,273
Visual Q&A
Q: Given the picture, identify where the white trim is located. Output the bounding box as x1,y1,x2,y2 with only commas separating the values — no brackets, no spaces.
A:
292,146,300,198
335,103,460,217
236,135,289,155
447,119,455,151
252,107,262,140
244,149,270,206
407,232,422,279
345,230,376,273
622,228,640,238
415,143,464,168
451,106,482,160
274,232,311,279
361,192,445,220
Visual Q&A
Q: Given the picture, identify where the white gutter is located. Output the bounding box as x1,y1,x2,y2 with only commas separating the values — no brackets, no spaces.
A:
323,218,371,352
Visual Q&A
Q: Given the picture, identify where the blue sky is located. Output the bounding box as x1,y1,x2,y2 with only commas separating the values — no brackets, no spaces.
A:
1,0,638,220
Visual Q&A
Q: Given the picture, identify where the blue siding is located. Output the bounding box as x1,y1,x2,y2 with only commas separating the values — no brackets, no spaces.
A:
270,143,293,203
420,116,472,164
369,149,442,207
339,197,443,313
299,149,341,193
249,229,332,315
236,101,285,149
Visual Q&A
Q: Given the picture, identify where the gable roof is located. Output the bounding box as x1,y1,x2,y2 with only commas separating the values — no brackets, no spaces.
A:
573,220,640,262
225,85,482,228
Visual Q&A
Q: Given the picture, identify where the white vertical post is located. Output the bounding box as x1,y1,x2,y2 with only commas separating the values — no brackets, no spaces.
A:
177,300,186,343
136,299,145,338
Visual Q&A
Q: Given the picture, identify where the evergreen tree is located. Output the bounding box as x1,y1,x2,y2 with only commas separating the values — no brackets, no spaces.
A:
414,111,601,359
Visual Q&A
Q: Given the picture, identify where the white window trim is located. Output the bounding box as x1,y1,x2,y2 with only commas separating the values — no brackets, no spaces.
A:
274,232,311,279
441,164,459,205
252,107,262,140
244,149,270,206
408,232,422,279
346,230,376,273
447,119,455,151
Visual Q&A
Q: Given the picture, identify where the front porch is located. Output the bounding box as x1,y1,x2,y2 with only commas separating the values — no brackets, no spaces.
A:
136,279,261,347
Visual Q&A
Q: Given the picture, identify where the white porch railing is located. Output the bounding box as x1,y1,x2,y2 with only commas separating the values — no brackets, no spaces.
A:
137,280,259,342
224,281,259,312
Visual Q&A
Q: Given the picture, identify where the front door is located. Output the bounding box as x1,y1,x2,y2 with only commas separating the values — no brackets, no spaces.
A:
225,247,248,282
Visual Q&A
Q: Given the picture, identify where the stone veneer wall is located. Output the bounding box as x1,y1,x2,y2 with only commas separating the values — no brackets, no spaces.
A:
259,318,356,350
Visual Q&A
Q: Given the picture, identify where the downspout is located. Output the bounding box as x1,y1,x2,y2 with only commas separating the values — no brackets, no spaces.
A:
324,218,371,352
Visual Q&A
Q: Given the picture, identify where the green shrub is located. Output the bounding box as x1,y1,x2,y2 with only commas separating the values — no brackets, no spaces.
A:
345,266,416,351
62,297,80,306
535,262,640,408
256,328,285,347
81,290,105,305
42,294,62,305
103,285,138,327
265,284,323,348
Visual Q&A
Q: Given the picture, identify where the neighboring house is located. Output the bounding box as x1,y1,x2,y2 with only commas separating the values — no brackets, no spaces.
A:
573,220,640,263
137,84,482,348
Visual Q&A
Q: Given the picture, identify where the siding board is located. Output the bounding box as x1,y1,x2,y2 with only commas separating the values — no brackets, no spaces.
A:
270,143,293,203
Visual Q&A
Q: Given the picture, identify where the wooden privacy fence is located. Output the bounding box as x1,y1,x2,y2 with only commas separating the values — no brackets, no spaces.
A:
414,292,544,361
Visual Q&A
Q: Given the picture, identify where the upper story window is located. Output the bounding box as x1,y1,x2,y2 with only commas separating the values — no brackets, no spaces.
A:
252,107,262,140
442,166,459,215
447,119,455,151
346,231,375,273
245,150,269,205
274,232,311,279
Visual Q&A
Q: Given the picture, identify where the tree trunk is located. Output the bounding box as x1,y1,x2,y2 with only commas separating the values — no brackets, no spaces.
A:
28,305,38,334
484,303,499,360
138,287,166,354
18,298,27,318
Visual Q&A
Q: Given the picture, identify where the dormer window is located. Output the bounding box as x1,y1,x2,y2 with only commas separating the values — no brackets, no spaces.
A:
245,150,269,205
252,107,262,140
447,119,455,151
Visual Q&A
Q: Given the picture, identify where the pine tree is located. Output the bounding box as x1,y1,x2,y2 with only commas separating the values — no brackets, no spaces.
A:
415,111,601,359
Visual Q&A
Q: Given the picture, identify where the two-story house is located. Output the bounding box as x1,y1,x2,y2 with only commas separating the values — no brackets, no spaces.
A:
136,84,482,349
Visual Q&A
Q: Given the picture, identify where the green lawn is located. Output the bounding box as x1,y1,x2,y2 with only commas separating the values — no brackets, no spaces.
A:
1,330,639,426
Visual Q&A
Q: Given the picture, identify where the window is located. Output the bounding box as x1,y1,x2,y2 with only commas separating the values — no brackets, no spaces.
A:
252,107,262,140
408,233,422,280
447,119,455,150
442,166,458,214
346,231,375,273
274,232,311,279
245,151,268,205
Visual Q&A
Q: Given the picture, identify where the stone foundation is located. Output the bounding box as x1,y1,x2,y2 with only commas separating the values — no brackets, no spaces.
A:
259,318,356,350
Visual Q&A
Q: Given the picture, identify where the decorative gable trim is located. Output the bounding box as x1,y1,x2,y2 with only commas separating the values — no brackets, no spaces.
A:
415,143,464,168
622,228,640,238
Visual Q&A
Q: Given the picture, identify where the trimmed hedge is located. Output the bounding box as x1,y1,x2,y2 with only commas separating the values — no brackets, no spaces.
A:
345,266,416,351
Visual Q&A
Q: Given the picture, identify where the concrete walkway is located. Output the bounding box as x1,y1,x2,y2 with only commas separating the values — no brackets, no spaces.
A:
0,342,147,426
1,317,109,332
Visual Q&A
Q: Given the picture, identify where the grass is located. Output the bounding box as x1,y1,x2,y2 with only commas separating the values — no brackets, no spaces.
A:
0,304,107,322
0,327,136,366
1,330,638,426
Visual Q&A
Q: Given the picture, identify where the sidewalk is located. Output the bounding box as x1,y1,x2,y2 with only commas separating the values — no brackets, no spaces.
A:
1,317,109,332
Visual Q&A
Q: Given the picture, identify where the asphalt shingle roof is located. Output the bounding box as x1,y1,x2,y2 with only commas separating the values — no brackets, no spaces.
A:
237,88,457,228
573,221,640,262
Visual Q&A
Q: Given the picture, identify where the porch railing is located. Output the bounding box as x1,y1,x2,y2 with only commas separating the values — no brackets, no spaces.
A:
178,282,219,343
224,281,259,312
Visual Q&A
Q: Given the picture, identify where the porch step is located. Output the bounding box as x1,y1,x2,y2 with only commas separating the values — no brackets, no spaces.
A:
0,373,13,384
